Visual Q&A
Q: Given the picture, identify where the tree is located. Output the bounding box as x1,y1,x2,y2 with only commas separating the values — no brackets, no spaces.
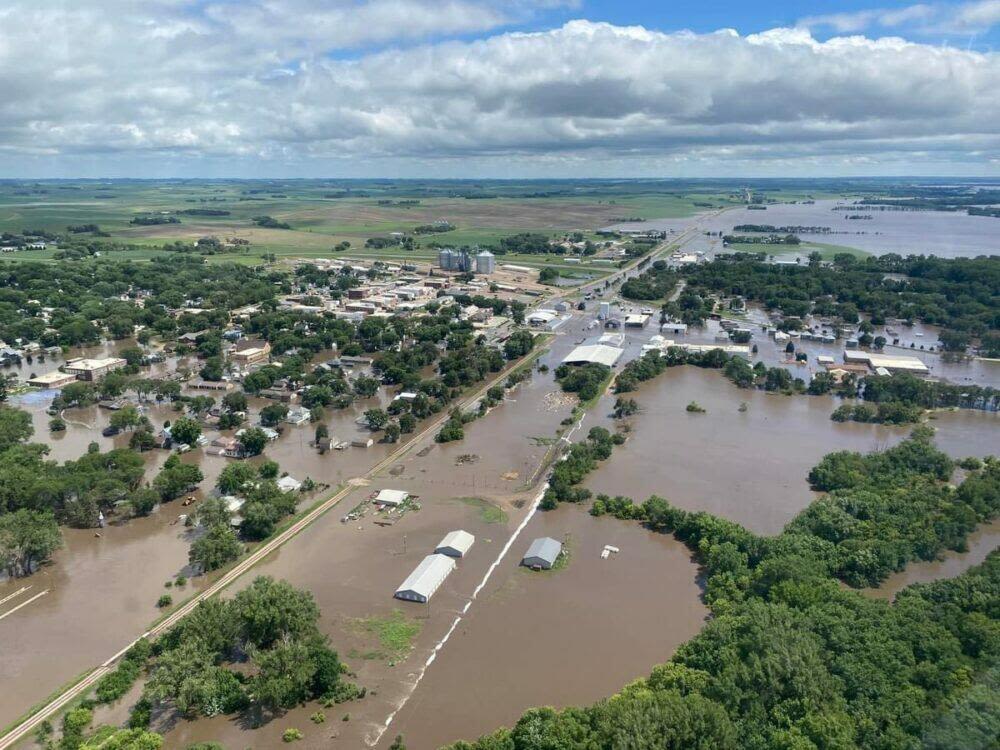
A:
383,422,401,443
0,509,62,578
170,416,201,446
388,736,407,750
221,391,247,413
196,497,232,528
258,460,279,480
152,463,204,501
364,408,389,431
239,427,268,457
109,405,141,432
130,488,160,517
352,376,379,398
217,462,258,494
259,403,288,427
314,423,329,445
199,356,224,382
0,407,33,452
189,524,242,573
233,576,320,649
399,413,416,433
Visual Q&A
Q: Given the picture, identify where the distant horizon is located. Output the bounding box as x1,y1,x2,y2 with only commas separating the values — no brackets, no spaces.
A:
3,176,999,183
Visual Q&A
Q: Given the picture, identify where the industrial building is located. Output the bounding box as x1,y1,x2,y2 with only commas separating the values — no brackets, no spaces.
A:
435,530,475,558
527,309,558,327
624,313,650,328
394,554,456,603
374,489,409,506
522,537,562,570
62,357,127,381
438,248,473,272
561,343,623,368
475,250,495,274
842,351,930,375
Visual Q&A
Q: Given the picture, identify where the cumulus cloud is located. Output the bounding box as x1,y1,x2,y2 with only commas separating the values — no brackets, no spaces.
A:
0,2,997,174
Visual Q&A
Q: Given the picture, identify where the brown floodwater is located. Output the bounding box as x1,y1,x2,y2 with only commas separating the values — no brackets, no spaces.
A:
864,519,1000,601
3,314,996,745
380,503,707,750
584,367,1000,535
0,347,465,731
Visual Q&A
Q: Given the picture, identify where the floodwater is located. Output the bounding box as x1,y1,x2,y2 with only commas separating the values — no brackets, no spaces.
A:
611,199,1000,258
3,311,997,746
584,367,1000,535
865,519,1000,601
381,503,706,749
0,344,444,730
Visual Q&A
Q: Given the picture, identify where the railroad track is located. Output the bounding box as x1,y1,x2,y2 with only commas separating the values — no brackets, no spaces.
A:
0,359,530,749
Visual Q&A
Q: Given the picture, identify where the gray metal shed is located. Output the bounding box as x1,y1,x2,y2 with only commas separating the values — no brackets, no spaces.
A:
522,537,562,570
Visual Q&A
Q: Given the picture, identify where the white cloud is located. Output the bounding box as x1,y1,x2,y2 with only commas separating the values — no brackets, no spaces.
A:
800,1,1000,35
0,3,996,175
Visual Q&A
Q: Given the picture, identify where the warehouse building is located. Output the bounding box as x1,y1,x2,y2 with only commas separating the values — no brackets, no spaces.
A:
522,537,562,570
374,489,409,506
561,343,622,368
394,554,456,603
842,351,930,375
435,530,475,558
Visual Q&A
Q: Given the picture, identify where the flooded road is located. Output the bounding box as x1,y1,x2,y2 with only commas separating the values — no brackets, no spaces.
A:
381,503,706,750
584,367,999,534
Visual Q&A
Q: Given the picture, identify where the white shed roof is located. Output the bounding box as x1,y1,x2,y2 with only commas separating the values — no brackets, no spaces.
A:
395,554,456,603
522,537,562,568
435,530,475,558
561,344,622,368
375,489,409,506
276,476,302,492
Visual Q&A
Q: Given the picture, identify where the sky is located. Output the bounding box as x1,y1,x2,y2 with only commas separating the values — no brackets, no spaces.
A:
1,0,998,178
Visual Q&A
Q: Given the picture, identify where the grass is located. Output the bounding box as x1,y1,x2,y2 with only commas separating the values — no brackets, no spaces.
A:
454,496,508,524
726,241,870,260
349,610,422,662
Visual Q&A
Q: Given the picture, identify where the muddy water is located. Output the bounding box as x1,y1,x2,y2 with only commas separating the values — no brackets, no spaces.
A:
584,367,1000,535
0,358,448,730
382,503,707,750
614,199,1000,258
865,519,1000,601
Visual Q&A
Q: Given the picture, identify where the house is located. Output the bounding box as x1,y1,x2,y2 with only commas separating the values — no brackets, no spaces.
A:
394,554,456,603
285,406,310,425
522,537,562,570
435,530,475,558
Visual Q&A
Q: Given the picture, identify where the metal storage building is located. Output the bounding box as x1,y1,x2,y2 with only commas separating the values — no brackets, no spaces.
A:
435,530,475,558
394,554,456,603
522,537,562,569
561,344,622,368
374,489,409,506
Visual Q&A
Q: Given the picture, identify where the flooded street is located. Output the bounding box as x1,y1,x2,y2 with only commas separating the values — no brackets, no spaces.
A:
1,309,997,748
